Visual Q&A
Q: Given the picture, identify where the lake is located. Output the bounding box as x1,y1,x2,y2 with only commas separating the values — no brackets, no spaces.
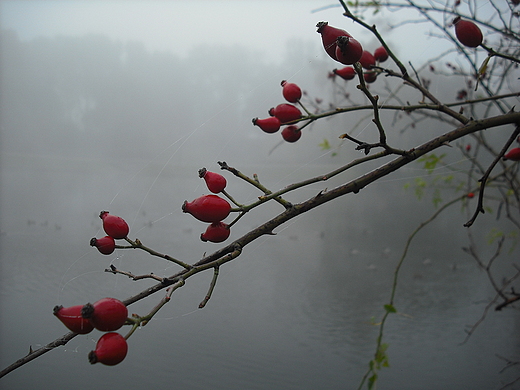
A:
0,152,518,389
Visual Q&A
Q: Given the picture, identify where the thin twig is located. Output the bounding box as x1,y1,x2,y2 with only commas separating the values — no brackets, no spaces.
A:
465,125,520,227
199,266,219,308
105,264,167,283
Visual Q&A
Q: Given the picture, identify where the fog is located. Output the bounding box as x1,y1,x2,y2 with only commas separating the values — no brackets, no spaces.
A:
1,3,520,390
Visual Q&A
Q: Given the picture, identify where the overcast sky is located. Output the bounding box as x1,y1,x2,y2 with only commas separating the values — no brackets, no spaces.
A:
0,0,452,65
0,1,341,60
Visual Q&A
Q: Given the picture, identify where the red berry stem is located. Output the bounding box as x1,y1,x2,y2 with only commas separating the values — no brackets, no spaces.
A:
122,237,193,269
105,264,168,283
217,161,292,209
480,43,520,65
219,189,242,208
224,211,246,229
296,100,312,117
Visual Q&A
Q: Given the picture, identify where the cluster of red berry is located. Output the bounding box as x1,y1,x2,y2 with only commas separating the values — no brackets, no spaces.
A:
90,211,130,255
317,21,388,84
333,46,388,83
53,297,128,365
182,168,231,243
252,80,304,143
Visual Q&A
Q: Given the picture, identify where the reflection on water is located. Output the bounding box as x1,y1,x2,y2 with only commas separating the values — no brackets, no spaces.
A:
0,154,519,390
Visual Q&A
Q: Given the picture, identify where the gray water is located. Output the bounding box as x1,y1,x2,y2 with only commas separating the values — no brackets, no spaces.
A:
0,152,518,390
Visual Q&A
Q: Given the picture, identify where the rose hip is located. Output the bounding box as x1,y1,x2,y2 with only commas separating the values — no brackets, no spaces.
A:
281,125,302,143
99,211,129,239
81,297,128,332
333,66,356,80
200,222,231,243
373,46,389,62
269,104,302,124
252,117,281,133
359,50,376,70
90,236,116,255
454,16,483,48
199,168,227,193
335,35,363,65
281,80,302,103
503,147,520,161
316,21,351,61
182,194,231,223
364,71,378,84
88,332,128,366
53,305,94,334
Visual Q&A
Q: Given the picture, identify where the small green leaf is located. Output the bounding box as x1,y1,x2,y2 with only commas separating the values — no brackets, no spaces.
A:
368,373,378,390
384,304,397,313
319,138,331,151
414,177,427,200
418,153,446,173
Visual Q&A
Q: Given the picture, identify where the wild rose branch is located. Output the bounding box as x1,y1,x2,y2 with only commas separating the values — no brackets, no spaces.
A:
1,1,519,388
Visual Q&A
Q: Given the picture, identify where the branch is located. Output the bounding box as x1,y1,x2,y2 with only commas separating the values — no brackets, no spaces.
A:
464,124,520,227
0,332,78,378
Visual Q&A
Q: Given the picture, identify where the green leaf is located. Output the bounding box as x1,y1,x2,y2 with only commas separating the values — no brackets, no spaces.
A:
443,175,454,184
487,228,504,245
368,373,378,390
319,138,331,151
418,153,446,173
414,177,427,200
384,304,397,313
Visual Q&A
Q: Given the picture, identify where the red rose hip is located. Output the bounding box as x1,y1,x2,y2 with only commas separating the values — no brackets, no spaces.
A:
335,35,363,65
269,103,302,124
53,305,94,334
373,46,389,62
454,17,483,48
182,194,231,223
504,147,520,161
200,222,231,243
82,297,128,331
363,71,378,84
333,66,356,80
199,168,227,193
281,80,302,103
99,211,129,239
90,236,116,255
88,332,128,366
316,21,351,61
359,50,376,70
252,117,281,133
281,125,302,143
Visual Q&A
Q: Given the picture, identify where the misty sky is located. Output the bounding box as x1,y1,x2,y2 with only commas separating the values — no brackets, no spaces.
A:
0,1,342,62
0,0,454,65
